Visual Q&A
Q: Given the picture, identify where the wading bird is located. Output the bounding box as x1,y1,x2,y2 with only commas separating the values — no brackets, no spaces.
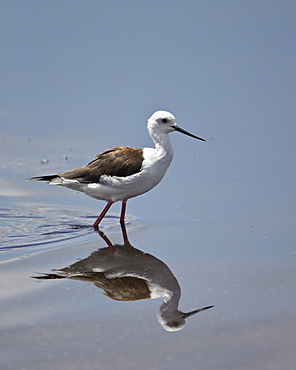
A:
28,111,205,228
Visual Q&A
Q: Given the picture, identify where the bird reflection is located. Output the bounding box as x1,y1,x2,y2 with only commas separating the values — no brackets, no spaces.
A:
33,224,213,331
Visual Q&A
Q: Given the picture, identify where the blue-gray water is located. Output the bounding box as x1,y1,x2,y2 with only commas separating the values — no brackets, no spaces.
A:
1,2,295,369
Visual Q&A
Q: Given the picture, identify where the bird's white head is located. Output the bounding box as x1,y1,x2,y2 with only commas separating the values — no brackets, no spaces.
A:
147,110,206,142
147,110,177,135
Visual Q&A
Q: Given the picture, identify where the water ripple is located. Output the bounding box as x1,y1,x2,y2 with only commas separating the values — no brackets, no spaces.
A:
0,204,97,252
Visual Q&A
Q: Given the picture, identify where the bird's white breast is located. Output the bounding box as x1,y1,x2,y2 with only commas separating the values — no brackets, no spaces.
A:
95,147,173,201
141,147,173,185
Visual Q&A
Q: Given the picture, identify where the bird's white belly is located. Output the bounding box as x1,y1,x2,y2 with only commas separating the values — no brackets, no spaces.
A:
96,159,169,201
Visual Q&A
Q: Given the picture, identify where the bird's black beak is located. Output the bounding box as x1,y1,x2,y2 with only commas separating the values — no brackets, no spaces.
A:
173,125,206,141
181,305,214,318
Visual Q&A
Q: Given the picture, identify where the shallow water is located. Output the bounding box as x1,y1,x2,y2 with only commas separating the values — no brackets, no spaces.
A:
1,130,295,370
1,2,296,368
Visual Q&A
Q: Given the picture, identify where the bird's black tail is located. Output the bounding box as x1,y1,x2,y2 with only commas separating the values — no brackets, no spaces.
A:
31,273,64,279
26,175,58,182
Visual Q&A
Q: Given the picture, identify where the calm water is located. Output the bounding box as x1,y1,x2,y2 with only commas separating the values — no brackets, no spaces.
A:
1,127,295,370
1,2,296,369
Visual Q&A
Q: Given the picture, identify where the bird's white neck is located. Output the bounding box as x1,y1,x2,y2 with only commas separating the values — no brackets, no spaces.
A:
149,129,174,161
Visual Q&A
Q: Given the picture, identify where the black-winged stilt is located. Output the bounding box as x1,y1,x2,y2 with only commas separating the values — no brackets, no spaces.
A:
28,111,205,228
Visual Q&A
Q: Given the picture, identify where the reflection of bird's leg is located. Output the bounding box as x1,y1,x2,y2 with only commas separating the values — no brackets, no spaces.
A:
120,219,129,245
97,229,116,253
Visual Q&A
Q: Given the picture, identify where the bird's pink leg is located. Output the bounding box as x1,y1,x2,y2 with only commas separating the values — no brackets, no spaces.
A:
120,200,127,224
93,199,113,229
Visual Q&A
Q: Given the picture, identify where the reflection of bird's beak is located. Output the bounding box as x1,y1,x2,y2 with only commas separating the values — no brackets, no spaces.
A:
182,305,214,318
173,125,206,142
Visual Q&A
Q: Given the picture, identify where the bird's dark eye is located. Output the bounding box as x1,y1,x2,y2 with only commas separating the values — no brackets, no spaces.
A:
161,118,168,123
